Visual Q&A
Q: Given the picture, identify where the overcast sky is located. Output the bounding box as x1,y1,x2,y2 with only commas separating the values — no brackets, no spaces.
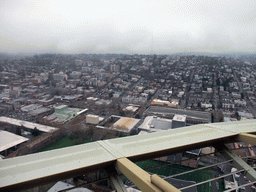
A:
1,0,256,54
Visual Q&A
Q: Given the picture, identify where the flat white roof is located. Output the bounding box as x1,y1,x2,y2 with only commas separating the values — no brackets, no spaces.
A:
86,114,99,118
54,105,67,109
139,116,172,131
0,130,28,152
173,114,186,122
126,105,139,112
76,108,88,116
21,104,42,112
0,117,57,133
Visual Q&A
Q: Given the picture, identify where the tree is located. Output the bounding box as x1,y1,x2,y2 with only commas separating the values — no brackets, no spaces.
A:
241,92,245,99
31,127,40,136
16,127,21,136
135,114,140,119
130,128,138,135
109,92,113,98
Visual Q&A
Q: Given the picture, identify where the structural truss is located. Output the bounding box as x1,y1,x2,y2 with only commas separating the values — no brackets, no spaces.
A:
1,119,256,191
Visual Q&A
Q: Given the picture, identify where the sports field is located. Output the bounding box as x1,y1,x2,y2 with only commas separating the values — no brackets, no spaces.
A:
40,135,92,152
136,160,213,192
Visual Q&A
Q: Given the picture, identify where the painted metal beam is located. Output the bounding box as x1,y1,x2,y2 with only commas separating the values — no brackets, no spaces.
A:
1,120,256,191
219,144,256,182
116,158,162,192
0,142,117,191
151,174,181,192
110,174,127,192
236,133,256,146
116,157,180,192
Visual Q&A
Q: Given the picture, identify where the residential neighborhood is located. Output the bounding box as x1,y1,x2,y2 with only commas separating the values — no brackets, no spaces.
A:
1,53,256,192
0,54,256,123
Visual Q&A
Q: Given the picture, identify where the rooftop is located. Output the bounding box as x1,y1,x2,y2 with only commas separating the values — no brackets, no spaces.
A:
21,104,42,112
0,116,57,133
173,114,186,122
0,130,28,152
54,105,67,110
113,117,140,132
139,116,172,131
146,106,211,122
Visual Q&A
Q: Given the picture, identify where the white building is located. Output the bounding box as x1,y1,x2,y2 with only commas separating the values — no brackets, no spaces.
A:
53,72,68,82
139,116,173,132
151,98,179,108
234,100,247,107
172,115,186,128
201,103,212,109
207,88,213,93
86,114,100,124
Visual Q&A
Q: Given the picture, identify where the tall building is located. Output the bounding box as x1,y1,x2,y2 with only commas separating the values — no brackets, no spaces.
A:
110,64,120,72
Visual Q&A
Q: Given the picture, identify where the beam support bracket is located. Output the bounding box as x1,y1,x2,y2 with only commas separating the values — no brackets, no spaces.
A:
236,133,256,146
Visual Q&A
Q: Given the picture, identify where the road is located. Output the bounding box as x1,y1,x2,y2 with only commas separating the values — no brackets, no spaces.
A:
233,70,256,117
213,72,218,111
183,68,195,109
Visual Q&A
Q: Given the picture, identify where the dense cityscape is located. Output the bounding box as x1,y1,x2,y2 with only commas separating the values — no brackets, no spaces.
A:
1,53,256,191
1,0,256,191
1,54,256,120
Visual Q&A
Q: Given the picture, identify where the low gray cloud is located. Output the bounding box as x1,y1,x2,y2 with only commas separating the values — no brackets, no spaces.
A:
0,0,255,54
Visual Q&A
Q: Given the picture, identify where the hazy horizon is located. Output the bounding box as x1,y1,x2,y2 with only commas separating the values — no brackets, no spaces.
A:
1,0,256,54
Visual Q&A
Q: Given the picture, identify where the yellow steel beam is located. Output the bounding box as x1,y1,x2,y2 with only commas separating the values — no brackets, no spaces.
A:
151,174,181,192
236,133,256,145
116,157,180,192
116,158,161,192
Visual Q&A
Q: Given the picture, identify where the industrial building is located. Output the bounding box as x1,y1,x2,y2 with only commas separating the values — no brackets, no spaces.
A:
139,115,186,132
139,116,172,132
0,116,57,132
172,115,186,128
21,104,42,112
44,105,88,124
112,117,140,132
20,103,51,116
144,106,211,124
0,130,28,157
151,98,179,108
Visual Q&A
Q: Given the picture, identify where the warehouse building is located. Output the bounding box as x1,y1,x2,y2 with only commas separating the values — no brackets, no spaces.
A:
144,106,211,124
44,105,88,124
139,115,186,132
112,117,140,133
0,130,28,157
